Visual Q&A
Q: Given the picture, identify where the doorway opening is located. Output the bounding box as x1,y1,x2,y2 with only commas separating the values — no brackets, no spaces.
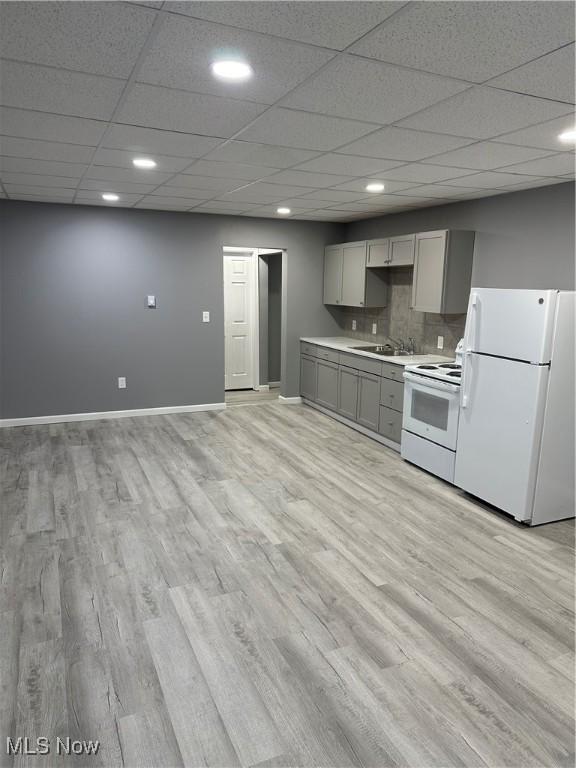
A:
223,246,284,406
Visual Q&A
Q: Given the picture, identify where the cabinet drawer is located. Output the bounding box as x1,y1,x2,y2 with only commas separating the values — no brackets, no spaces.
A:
378,406,402,443
381,362,403,382
315,346,340,363
300,342,317,357
380,377,404,412
339,351,382,376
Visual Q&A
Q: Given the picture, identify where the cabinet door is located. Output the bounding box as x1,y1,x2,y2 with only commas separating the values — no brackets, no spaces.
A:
412,231,447,312
366,239,389,267
316,360,339,411
338,366,358,420
300,355,317,401
389,234,415,266
378,406,402,443
357,371,380,431
323,246,343,305
341,243,367,306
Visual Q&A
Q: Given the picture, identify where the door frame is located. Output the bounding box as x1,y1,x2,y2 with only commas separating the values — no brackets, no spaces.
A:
223,247,260,391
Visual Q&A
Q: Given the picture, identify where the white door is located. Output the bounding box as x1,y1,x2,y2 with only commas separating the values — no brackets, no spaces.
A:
455,353,549,521
463,288,557,363
224,254,256,390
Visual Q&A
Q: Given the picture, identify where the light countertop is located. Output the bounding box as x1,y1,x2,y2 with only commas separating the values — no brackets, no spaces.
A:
300,336,453,366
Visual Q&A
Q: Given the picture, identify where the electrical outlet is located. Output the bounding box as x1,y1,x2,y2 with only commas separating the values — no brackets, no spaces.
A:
202,311,210,323
118,377,126,389
351,319,357,331
437,335,444,350
372,322,377,335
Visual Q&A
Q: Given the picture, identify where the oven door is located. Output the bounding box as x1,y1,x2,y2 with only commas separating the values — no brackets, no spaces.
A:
403,372,460,450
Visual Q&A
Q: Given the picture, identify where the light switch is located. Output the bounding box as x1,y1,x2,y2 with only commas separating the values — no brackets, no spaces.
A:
147,295,156,308
351,320,357,331
202,311,210,323
118,377,126,389
372,323,377,335
437,335,444,350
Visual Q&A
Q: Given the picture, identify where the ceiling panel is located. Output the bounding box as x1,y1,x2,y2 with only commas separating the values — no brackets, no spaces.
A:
85,165,172,185
4,184,75,199
8,190,76,203
219,182,312,203
185,160,279,180
235,108,376,151
135,197,195,209
271,197,336,210
91,148,190,173
167,174,247,192
494,115,576,152
0,2,156,78
441,171,548,188
282,55,469,124
331,178,418,194
293,153,403,176
264,169,355,188
116,84,268,135
0,137,95,164
138,14,334,104
377,163,477,183
0,61,125,121
243,204,310,217
0,107,107,146
76,191,144,204
351,1,575,83
164,1,405,50
424,141,556,170
146,186,215,199
398,86,573,139
336,126,474,161
0,172,79,188
102,124,222,157
300,189,371,203
192,200,259,212
498,152,575,177
78,179,158,193
205,140,319,168
487,44,575,104
0,157,87,177
399,184,483,198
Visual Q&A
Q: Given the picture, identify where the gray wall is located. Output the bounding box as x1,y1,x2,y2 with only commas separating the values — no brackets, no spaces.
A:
0,200,343,418
346,182,575,290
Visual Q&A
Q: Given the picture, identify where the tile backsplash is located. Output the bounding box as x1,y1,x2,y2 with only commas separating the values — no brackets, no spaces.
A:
333,267,466,356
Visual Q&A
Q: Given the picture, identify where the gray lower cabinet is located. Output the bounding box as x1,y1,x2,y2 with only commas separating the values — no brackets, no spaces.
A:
378,406,402,443
338,366,359,420
357,371,381,431
300,355,317,401
380,376,404,413
316,359,339,410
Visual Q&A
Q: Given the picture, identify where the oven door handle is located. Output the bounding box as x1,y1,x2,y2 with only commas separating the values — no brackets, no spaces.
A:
403,371,460,393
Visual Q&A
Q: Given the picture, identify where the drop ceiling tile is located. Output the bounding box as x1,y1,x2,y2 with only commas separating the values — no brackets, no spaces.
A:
271,197,336,210
102,124,222,157
337,126,474,161
351,1,574,83
147,186,215,199
495,115,576,152
219,182,311,203
398,184,480,198
378,163,477,183
76,191,144,204
265,169,354,188
78,179,157,193
165,1,405,50
86,166,171,185
0,107,107,146
136,197,195,209
0,172,79,188
283,55,469,124
442,171,547,188
7,192,75,204
4,184,75,199
138,15,334,104
245,205,310,217
293,153,403,176
185,160,279,180
205,140,319,168
91,148,192,173
326,200,412,212
0,157,86,177
298,209,352,219
0,61,125,121
0,2,156,78
301,188,372,203
193,200,260,212
236,108,375,151
488,44,575,104
425,141,556,170
397,86,573,140
331,178,418,194
193,208,245,216
168,174,246,192
498,152,575,177
0,137,95,164
501,176,569,191
116,84,267,136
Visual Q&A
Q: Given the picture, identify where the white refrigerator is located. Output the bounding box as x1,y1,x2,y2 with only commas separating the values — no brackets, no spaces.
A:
454,288,575,526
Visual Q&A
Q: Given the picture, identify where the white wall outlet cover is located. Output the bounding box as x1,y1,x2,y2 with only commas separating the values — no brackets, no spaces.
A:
352,320,357,331
372,323,377,335
147,295,156,308
118,377,126,389
437,335,444,349
202,311,210,323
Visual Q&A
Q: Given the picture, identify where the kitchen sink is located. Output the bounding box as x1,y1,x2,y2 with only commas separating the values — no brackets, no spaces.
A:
352,345,410,356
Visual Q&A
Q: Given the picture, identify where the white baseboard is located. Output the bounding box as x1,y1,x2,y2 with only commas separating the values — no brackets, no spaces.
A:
278,395,302,404
303,399,400,453
0,402,226,428
256,384,270,391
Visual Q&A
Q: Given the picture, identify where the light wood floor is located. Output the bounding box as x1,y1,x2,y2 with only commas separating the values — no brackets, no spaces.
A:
225,389,280,406
1,402,574,768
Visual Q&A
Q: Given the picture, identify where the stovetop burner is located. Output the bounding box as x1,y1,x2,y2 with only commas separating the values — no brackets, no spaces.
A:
406,360,462,384
447,371,461,377
439,363,461,369
417,364,437,369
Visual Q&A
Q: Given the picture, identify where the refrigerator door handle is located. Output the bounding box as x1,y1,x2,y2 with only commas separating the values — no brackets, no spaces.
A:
464,291,479,353
461,353,472,408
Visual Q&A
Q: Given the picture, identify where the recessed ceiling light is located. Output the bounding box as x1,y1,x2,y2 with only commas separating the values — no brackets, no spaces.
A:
211,59,253,82
277,207,291,215
558,129,576,143
101,193,119,202
133,157,157,169
366,182,385,193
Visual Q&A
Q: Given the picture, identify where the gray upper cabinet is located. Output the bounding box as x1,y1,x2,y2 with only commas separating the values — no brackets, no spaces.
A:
366,239,389,267
323,246,344,305
388,234,415,266
411,230,475,314
323,241,387,308
341,242,368,306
